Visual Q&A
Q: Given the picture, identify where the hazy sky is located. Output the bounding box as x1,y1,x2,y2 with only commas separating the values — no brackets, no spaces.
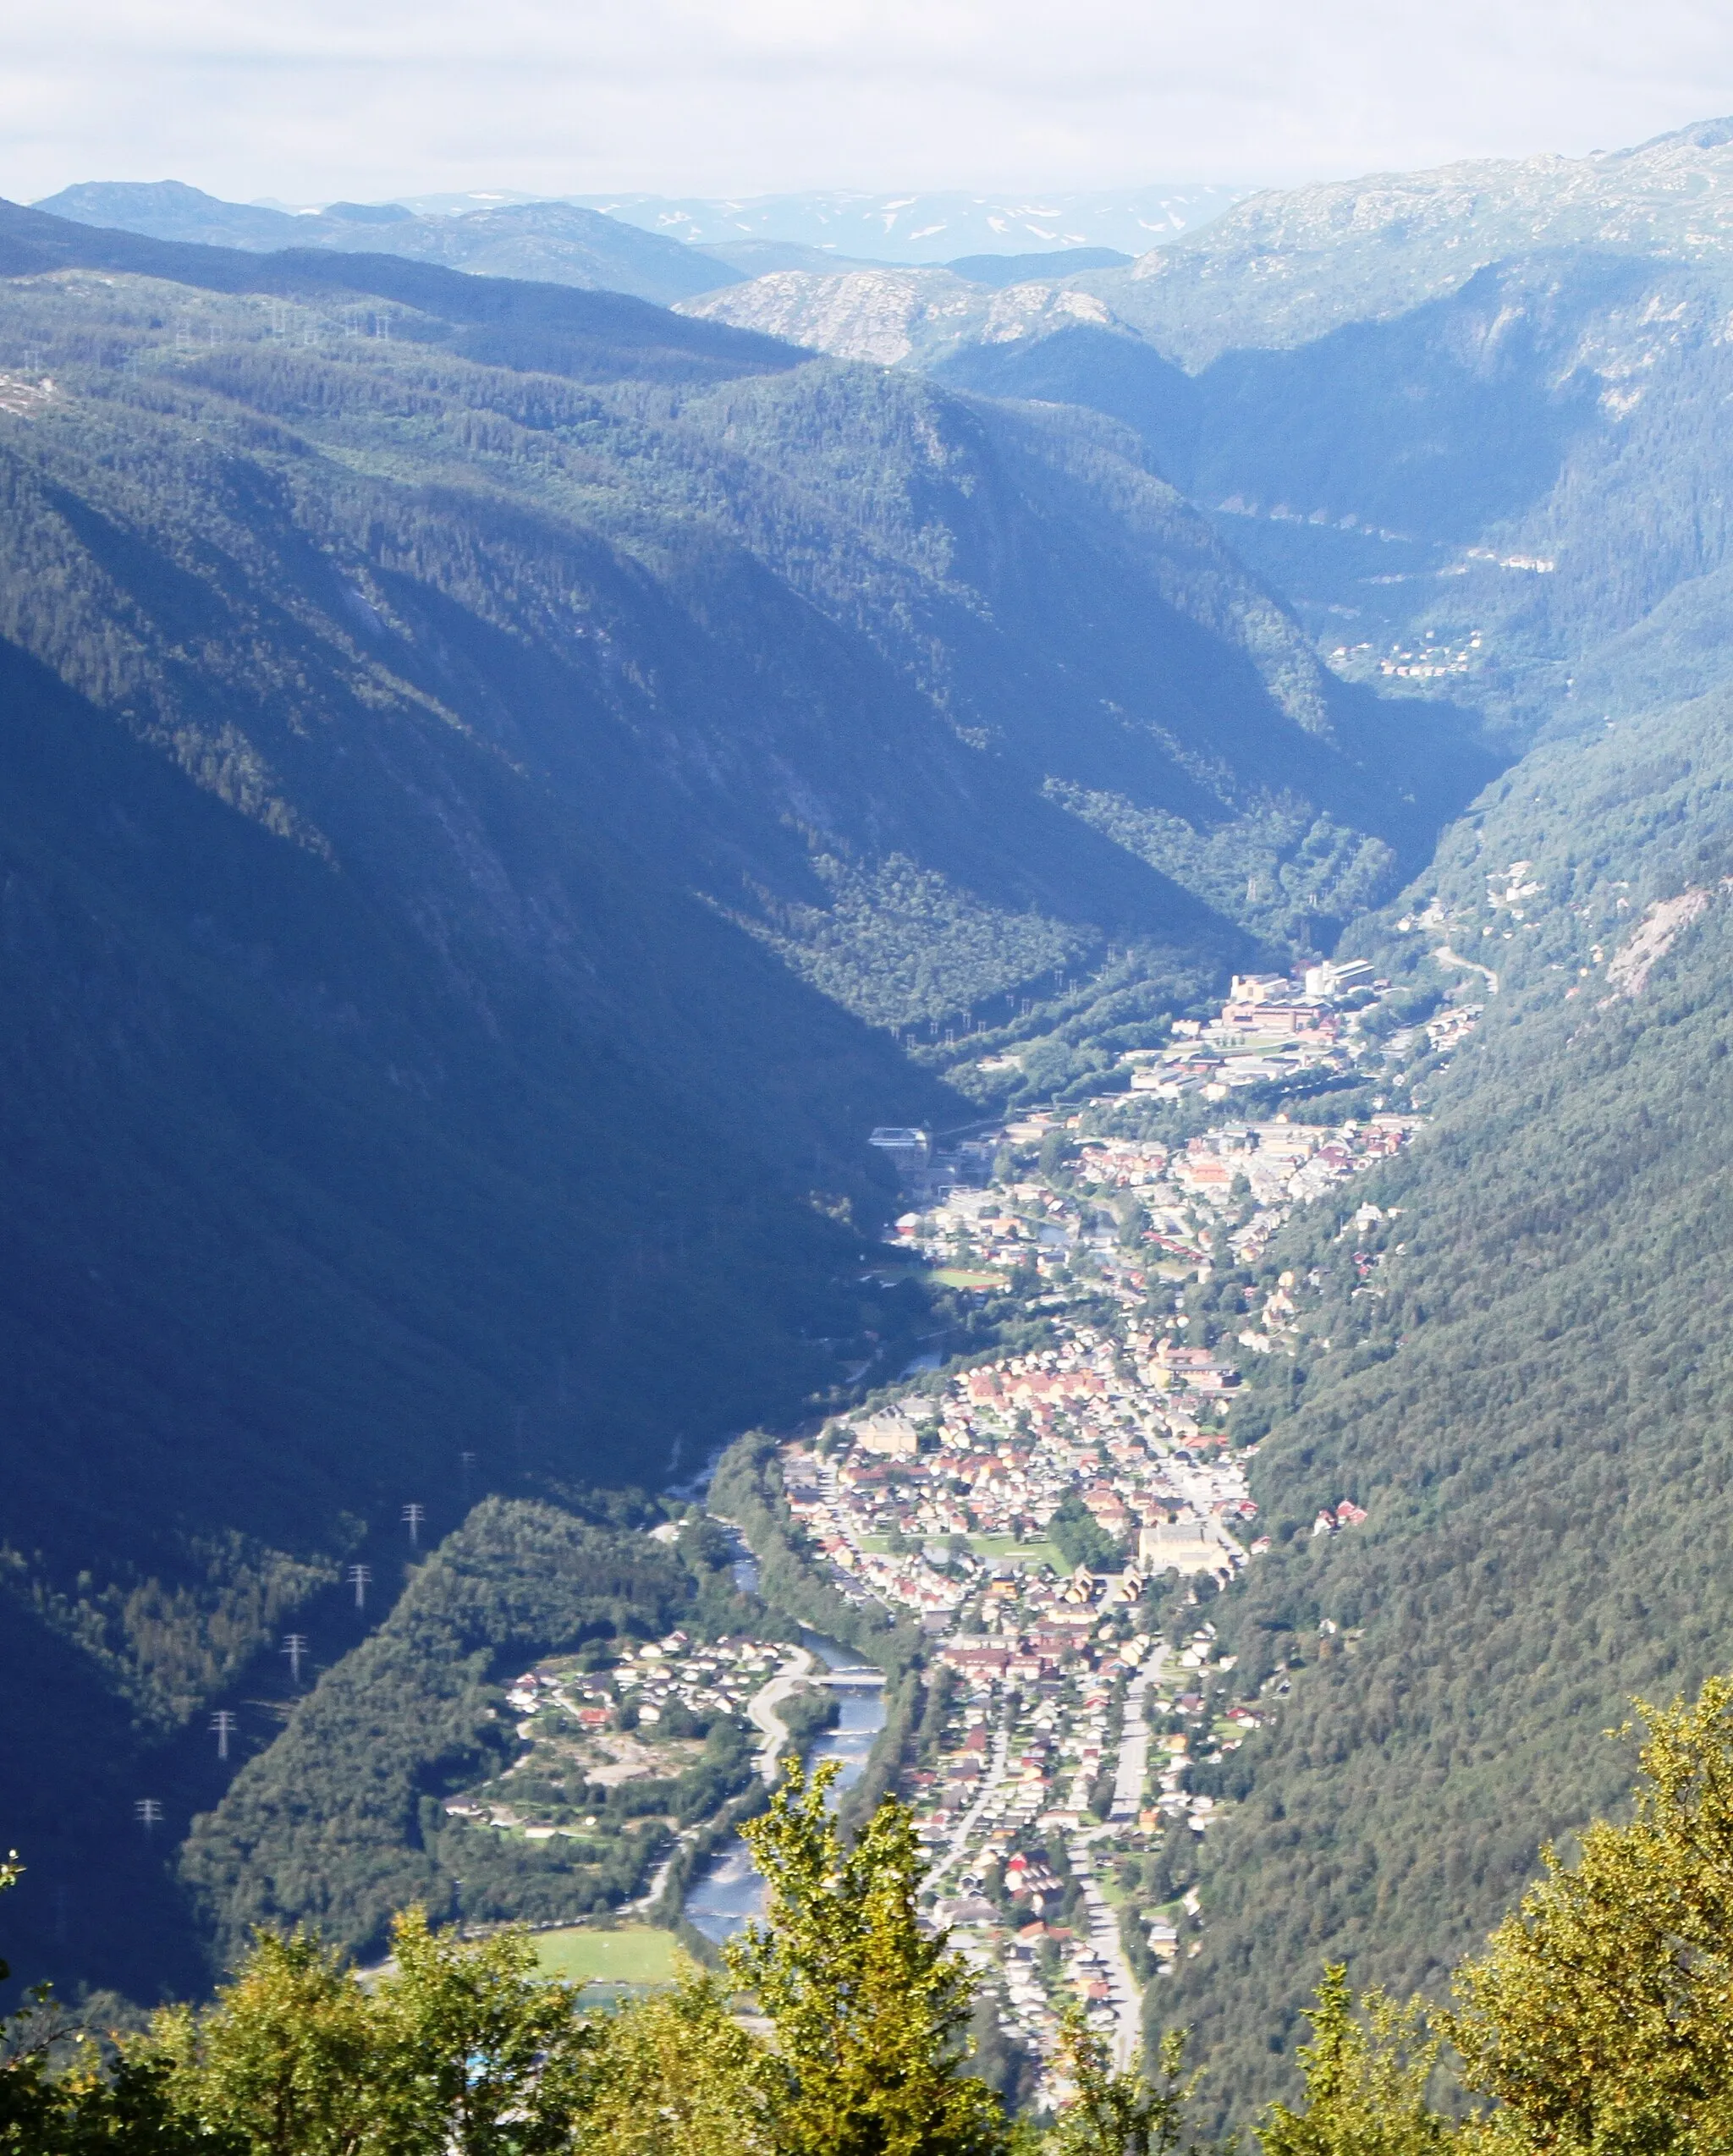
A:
8,0,1733,206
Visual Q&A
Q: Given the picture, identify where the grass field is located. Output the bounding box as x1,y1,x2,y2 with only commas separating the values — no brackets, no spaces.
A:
532,1927,679,1987
968,1536,1066,1570
864,1262,1007,1293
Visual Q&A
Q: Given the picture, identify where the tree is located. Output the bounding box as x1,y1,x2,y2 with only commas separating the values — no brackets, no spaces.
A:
0,1855,212,2156
371,1907,591,2155
1049,1496,1124,1576
726,1756,1009,2156
1259,1967,1449,2156
565,1964,768,2156
1446,1675,1733,2155
149,1932,377,2156
1046,2005,1203,2156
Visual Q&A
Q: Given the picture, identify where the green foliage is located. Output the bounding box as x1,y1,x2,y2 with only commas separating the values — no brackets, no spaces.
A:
1048,2007,1206,2156
1145,678,1733,2124
150,1932,377,2156
741,850,1090,1034
562,1967,770,2156
1259,1971,1449,2156
1446,1679,1733,2155
367,1908,592,2156
179,1501,703,1966
726,1756,1010,2156
1049,1496,1129,1576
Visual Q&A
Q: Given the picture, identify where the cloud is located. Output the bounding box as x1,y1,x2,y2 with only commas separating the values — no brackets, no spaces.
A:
7,0,1733,204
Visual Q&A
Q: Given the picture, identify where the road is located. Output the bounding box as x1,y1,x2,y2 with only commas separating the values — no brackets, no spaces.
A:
629,1647,817,1911
922,1708,1012,1889
1065,1835,1144,2072
626,1824,701,1916
1079,1647,1165,2068
746,1646,817,1783
1109,1652,1164,1823
1433,944,1499,994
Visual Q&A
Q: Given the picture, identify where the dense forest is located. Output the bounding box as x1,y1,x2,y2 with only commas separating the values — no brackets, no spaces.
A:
0,197,1502,2002
16,118,1733,2089
1147,678,1733,2120
180,1497,773,1968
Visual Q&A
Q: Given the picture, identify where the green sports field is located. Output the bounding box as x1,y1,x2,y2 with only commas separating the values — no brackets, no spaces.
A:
532,1926,680,1986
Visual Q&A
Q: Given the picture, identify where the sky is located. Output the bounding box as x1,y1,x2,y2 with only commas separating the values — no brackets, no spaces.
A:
8,0,1733,206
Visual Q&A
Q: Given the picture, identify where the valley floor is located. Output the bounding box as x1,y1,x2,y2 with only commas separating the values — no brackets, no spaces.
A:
706,955,1466,2095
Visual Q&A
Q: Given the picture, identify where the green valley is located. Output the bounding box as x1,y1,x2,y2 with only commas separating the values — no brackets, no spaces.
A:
14,108,1733,2150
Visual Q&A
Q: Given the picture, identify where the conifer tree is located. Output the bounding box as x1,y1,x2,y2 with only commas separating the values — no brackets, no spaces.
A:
1047,2003,1202,2156
562,1963,769,2156
369,1908,590,2155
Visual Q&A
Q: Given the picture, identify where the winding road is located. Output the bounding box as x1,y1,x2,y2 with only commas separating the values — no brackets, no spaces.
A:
747,1646,817,1783
1433,944,1499,994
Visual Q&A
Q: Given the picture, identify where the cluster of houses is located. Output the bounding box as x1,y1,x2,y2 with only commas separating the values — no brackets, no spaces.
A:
798,982,1444,2070
912,1613,1260,2063
443,1634,800,1843
605,1632,791,1726
895,1106,1422,1297
499,1632,793,1734
779,1317,1260,1621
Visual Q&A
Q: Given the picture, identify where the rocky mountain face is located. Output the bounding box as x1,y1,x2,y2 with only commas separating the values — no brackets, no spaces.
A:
679,115,1733,369
692,120,1733,738
681,264,1131,366
1092,115,1733,366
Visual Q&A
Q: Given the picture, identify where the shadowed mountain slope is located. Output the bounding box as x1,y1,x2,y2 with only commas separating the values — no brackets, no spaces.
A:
0,206,1487,1999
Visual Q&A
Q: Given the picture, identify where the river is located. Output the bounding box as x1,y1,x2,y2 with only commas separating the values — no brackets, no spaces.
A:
683,1618,887,1944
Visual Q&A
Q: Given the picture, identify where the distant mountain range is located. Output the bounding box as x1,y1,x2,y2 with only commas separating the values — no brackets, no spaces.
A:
685,116,1733,365
30,179,1156,306
31,181,744,305
557,185,1248,262
685,118,1733,735
245,183,1248,261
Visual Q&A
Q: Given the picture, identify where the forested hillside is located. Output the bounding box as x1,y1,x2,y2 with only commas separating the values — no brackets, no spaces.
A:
681,138,1733,2127
1152,682,1733,2119
25,122,1733,2061
180,1497,756,1969
701,121,1733,747
0,201,1488,2000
